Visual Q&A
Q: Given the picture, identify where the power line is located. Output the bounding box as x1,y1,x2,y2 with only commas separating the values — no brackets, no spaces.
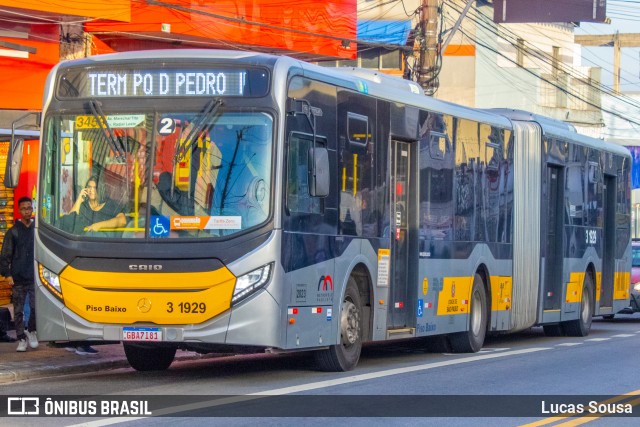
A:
454,24,640,128
442,0,640,114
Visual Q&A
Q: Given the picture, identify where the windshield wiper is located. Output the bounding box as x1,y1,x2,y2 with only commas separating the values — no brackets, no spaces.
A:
60,77,79,97
174,98,223,162
88,99,126,162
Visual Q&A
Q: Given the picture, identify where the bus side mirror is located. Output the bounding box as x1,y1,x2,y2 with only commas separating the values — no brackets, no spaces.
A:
4,137,24,188
4,111,39,188
308,147,329,197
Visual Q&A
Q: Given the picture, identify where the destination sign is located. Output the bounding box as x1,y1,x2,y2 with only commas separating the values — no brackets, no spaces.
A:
57,67,269,98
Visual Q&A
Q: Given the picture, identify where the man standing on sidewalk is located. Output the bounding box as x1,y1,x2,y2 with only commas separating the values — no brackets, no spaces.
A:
0,196,38,352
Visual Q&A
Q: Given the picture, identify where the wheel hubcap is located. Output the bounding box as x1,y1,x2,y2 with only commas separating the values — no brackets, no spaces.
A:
581,288,591,322
341,299,359,346
471,290,482,336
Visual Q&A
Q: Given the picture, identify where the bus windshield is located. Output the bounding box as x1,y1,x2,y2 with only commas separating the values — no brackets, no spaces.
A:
39,109,273,239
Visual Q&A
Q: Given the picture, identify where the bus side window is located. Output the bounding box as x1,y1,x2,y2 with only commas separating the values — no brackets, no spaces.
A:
286,133,324,215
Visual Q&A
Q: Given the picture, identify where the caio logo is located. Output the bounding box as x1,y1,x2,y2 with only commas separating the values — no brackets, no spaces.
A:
317,275,333,291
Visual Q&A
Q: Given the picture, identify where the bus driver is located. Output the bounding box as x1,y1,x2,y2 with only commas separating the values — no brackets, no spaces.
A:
62,175,127,234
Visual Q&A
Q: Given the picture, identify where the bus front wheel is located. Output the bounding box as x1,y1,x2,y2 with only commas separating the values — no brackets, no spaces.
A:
314,277,362,371
123,343,176,371
449,273,487,353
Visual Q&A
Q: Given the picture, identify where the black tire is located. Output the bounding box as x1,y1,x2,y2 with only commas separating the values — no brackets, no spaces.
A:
315,277,362,371
543,324,565,337
563,273,594,337
123,343,176,371
449,274,487,353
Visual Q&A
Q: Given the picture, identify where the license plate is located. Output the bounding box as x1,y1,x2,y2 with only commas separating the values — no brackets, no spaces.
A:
122,327,162,342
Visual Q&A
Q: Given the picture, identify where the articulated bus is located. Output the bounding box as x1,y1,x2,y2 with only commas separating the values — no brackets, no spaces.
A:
19,50,630,371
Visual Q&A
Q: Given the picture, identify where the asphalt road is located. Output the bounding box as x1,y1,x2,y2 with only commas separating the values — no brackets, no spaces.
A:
2,314,640,427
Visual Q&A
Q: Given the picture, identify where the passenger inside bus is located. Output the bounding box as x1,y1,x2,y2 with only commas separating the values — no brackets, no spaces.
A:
60,175,127,236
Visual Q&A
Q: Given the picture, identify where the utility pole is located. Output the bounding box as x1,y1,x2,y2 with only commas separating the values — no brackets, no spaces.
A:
575,32,640,95
416,0,439,95
59,23,91,60
415,0,474,95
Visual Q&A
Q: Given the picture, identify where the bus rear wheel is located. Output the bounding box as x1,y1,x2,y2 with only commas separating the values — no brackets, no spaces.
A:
450,273,487,353
563,274,594,337
123,343,176,371
315,277,362,371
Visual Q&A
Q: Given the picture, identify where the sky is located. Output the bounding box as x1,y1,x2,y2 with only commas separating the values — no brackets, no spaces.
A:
575,0,640,93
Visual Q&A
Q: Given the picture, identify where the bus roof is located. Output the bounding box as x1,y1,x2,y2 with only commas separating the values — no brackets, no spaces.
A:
54,49,514,130
488,108,631,158
52,49,629,158
295,61,514,130
57,48,263,65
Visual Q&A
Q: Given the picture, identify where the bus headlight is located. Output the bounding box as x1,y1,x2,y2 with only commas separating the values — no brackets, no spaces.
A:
232,263,273,304
39,264,63,300
633,282,640,292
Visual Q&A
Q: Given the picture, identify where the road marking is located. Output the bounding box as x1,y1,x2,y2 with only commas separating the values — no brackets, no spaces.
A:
519,389,640,427
611,334,634,338
71,347,550,426
584,338,610,342
250,348,551,395
479,347,511,353
555,343,582,346
444,347,510,355
552,396,640,426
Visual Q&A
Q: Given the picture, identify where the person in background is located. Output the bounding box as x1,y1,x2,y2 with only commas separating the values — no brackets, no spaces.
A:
0,197,37,352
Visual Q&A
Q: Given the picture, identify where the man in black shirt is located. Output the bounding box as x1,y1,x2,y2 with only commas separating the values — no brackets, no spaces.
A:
0,196,37,352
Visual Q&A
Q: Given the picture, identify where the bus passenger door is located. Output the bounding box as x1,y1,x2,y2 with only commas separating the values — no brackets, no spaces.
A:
544,165,564,310
600,175,616,308
389,140,412,328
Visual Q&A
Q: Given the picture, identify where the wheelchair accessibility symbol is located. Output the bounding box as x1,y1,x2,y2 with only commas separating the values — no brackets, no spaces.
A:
150,216,170,237
417,299,424,317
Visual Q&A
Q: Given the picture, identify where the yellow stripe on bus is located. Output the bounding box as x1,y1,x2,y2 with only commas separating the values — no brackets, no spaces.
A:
614,271,630,301
566,272,584,304
59,266,236,325
489,276,512,312
437,276,472,316
568,271,628,304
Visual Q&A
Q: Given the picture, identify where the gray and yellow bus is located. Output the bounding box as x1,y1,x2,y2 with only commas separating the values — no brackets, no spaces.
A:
15,50,630,371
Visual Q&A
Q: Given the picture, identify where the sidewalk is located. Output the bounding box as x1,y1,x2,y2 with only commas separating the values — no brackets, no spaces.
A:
0,332,216,384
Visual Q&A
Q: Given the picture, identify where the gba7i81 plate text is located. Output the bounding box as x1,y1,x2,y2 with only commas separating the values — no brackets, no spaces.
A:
122,327,162,341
